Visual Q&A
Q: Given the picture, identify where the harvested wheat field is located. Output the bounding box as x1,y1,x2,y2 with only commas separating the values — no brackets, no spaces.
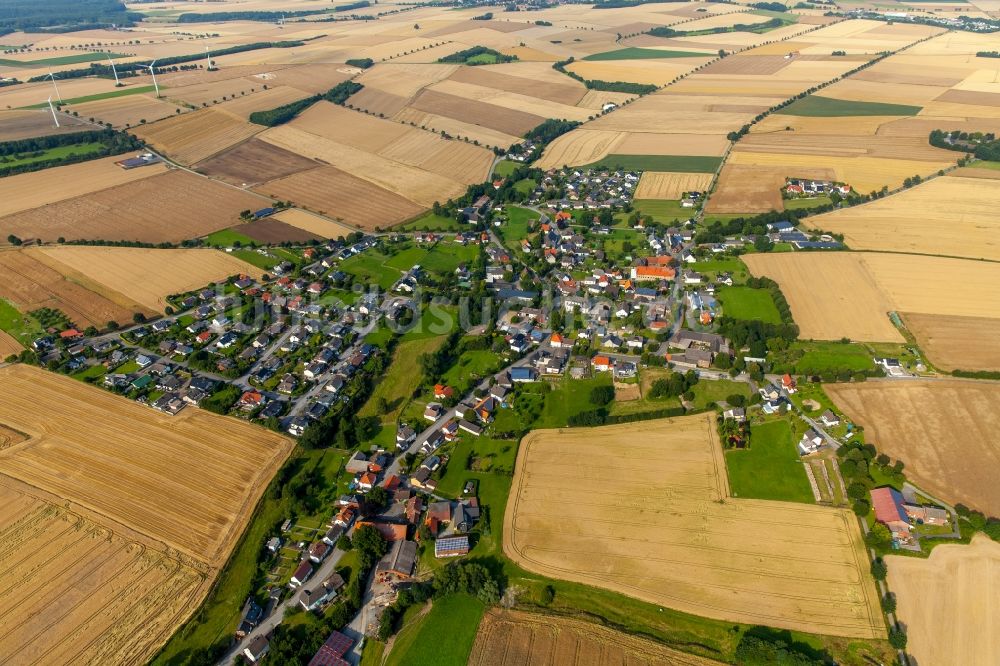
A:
886,534,1000,666
826,381,1000,517
0,249,149,330
257,165,424,229
0,481,205,666
32,246,263,312
505,415,884,639
741,253,902,342
133,107,262,165
195,138,318,187
536,129,625,169
634,172,714,199
273,208,359,238
809,176,1000,261
0,331,23,357
0,154,168,218
707,164,835,214
469,609,723,666
902,313,1000,372
0,364,293,663
0,170,263,244
0,365,293,562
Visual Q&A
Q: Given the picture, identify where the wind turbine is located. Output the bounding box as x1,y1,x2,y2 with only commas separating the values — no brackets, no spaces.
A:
147,59,160,98
47,96,60,127
107,54,121,86
46,70,62,102
205,45,213,70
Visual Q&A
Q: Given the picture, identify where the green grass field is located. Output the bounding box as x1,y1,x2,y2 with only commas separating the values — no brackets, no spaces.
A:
203,228,257,247
583,47,706,61
587,154,722,173
633,198,691,222
384,594,485,666
0,298,42,350
784,195,832,211
360,334,446,421
466,52,499,64
441,348,503,394
22,85,159,110
771,341,874,374
398,212,464,232
493,160,518,177
717,286,782,324
402,304,458,342
0,52,125,68
0,141,104,168
340,251,402,290
776,95,922,117
725,419,815,503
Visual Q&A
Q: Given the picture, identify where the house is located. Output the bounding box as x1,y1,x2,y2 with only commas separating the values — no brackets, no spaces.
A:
307,630,353,666
458,419,483,436
290,560,314,588
903,503,950,526
243,635,270,663
820,409,840,427
510,367,537,383
435,535,470,558
308,541,331,563
798,429,824,455
874,357,906,377
357,471,377,492
871,487,911,537
423,402,444,421
345,451,369,475
592,355,612,372
781,373,796,393
723,407,746,422
376,540,419,580
238,391,265,411
433,384,454,400
266,536,282,553
299,573,345,611
355,521,407,542
396,425,416,447
322,525,343,547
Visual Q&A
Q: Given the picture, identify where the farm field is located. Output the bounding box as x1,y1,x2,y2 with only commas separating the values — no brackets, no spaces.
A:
634,171,713,199
70,93,178,128
0,169,263,244
716,286,782,324
0,109,91,141
0,365,293,663
32,246,263,312
133,107,263,165
887,535,1000,666
272,208,359,239
230,218,320,244
0,481,205,666
0,154,168,218
725,419,815,504
741,253,902,342
0,249,150,330
195,138,318,187
826,380,1000,518
468,609,724,666
808,175,1000,261
902,313,1000,372
0,365,294,562
505,415,884,639
256,165,424,230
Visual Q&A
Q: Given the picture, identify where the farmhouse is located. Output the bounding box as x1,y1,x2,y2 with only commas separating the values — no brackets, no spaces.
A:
376,539,418,581
798,429,824,455
435,535,470,558
871,487,910,537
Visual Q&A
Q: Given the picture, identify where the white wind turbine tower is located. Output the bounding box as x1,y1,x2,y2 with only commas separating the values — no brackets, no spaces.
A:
107,54,121,86
46,70,62,102
46,96,60,127
147,59,161,98
205,45,213,70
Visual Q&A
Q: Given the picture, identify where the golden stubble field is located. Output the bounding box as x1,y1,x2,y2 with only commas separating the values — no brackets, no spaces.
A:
32,246,264,312
742,252,1000,347
807,175,1000,261
886,534,1000,666
504,415,884,639
827,380,1000,518
469,609,724,666
0,364,294,663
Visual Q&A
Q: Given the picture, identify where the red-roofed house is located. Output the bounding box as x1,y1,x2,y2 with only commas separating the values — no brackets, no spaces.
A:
433,384,454,399
631,265,676,281
60,329,82,341
592,355,612,372
781,373,797,393
871,487,910,537
356,521,407,542
384,474,400,491
307,629,352,666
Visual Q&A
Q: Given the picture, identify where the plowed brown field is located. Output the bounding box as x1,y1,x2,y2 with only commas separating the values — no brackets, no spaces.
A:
469,609,724,666
196,138,317,187
134,107,262,165
505,415,884,639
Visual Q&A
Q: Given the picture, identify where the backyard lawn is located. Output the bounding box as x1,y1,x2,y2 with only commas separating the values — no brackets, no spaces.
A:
725,418,815,503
